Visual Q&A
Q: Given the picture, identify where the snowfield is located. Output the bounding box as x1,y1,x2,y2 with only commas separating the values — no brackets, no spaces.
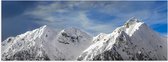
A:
1,18,167,60
2,25,92,60
77,18,167,60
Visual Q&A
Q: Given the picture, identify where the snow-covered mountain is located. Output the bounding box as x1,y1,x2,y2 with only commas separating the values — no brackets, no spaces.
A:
1,18,167,61
77,18,167,60
1,25,93,60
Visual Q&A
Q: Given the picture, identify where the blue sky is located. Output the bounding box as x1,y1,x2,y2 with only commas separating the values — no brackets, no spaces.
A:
2,1,167,40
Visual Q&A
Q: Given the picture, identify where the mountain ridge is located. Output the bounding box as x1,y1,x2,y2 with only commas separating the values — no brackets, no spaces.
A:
77,18,167,60
2,18,167,60
2,25,93,60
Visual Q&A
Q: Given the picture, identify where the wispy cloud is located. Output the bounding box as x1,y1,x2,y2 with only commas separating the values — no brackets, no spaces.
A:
24,1,167,36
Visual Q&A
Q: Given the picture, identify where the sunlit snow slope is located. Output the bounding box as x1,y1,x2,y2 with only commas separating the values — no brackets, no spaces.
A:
77,18,167,60
1,18,167,61
2,25,92,60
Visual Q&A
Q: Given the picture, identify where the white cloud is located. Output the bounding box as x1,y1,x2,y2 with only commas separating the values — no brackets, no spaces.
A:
24,1,167,36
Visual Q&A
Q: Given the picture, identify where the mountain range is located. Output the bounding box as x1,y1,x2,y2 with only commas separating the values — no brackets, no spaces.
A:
1,18,167,60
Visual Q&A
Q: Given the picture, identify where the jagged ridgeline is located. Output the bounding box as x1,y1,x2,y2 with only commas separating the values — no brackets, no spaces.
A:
2,25,93,60
1,18,167,61
77,18,167,60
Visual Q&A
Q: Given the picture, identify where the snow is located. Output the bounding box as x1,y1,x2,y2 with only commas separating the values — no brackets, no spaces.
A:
2,17,167,61
2,25,92,60
77,18,167,60
47,27,93,60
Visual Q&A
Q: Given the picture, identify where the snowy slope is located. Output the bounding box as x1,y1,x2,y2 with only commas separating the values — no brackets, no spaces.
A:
77,18,167,60
2,17,167,61
1,25,92,60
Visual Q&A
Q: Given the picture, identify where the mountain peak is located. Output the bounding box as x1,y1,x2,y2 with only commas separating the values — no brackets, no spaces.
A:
42,25,47,28
2,24,93,60
125,17,141,25
65,27,80,31
77,18,167,60
2,18,167,60
127,17,140,22
38,25,50,34
40,25,48,30
123,17,144,28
